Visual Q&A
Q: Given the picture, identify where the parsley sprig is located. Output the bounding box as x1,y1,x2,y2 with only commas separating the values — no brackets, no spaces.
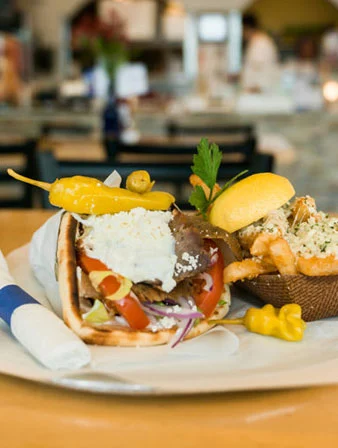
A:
189,138,248,217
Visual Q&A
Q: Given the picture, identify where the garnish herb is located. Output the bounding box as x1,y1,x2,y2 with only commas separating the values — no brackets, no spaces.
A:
189,185,210,217
320,241,331,253
193,318,201,327
189,138,248,217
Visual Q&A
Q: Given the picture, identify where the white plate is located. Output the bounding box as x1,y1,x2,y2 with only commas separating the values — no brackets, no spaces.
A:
4,245,338,396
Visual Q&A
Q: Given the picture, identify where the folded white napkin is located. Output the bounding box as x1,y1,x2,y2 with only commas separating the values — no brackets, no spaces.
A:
29,211,63,317
0,250,91,370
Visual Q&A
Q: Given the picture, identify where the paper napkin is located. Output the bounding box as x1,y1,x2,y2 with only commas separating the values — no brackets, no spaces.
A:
0,250,91,370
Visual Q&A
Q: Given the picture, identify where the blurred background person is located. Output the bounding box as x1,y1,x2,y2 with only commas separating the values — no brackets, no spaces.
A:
241,13,280,93
291,36,322,111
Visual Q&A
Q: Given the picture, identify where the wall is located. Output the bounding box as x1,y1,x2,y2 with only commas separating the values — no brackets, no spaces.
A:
17,0,87,46
246,0,338,32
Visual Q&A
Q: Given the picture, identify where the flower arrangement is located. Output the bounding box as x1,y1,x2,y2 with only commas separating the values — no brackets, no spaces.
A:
72,8,129,81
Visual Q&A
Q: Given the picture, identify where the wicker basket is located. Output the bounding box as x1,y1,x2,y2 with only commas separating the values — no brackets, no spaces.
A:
240,274,338,322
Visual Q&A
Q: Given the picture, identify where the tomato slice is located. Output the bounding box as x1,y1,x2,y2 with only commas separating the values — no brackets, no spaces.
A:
78,253,108,273
115,294,150,331
194,240,225,318
77,253,150,330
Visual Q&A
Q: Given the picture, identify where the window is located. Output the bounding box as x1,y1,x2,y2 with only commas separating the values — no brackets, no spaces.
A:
198,14,227,42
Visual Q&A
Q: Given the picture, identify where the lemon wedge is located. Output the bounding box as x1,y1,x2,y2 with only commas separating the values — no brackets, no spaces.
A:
209,173,295,233
83,300,110,324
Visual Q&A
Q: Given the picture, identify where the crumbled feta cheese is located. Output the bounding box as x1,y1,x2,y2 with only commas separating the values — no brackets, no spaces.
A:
175,252,199,275
239,206,290,240
239,199,337,260
285,215,338,259
182,252,199,267
148,316,177,332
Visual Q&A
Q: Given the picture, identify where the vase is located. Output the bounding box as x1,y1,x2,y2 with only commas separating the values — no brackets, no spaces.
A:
102,82,121,142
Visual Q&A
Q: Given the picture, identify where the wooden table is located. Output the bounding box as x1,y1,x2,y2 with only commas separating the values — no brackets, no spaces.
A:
1,210,338,447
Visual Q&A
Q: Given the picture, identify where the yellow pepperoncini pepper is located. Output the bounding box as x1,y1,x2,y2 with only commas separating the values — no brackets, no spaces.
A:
7,169,175,214
126,170,155,194
210,304,306,342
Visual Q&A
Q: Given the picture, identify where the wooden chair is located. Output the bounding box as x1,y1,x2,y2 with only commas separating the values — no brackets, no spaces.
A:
0,139,37,208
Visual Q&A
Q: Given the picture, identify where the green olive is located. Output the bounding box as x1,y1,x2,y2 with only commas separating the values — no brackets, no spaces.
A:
126,170,155,194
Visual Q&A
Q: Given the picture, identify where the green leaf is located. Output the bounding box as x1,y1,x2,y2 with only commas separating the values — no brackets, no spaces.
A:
191,138,222,191
188,185,208,217
189,138,249,218
211,170,249,205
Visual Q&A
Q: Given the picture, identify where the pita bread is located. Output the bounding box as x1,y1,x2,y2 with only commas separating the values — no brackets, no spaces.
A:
57,212,231,346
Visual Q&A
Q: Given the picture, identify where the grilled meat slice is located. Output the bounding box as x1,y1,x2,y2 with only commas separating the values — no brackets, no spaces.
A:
171,211,242,272
132,279,197,303
132,283,167,302
174,211,242,259
170,211,211,282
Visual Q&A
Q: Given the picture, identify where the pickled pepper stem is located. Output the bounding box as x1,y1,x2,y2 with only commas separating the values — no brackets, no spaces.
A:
209,318,244,326
7,169,51,192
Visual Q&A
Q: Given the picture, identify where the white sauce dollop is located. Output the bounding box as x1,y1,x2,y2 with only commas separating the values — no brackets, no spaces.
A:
77,208,177,292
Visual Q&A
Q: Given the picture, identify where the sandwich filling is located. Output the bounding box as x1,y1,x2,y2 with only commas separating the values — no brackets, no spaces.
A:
73,208,232,346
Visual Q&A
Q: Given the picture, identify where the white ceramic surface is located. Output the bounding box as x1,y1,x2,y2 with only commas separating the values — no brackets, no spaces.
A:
3,245,338,396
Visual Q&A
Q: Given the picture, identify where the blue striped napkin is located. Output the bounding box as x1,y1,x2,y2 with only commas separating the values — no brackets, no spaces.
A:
0,251,91,370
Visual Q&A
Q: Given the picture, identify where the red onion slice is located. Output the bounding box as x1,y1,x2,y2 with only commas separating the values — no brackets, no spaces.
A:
163,298,178,306
170,318,194,348
142,302,203,320
198,272,213,292
169,297,199,348
176,296,189,309
142,297,201,348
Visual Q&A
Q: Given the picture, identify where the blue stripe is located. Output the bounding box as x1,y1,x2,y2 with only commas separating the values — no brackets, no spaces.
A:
0,285,39,326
